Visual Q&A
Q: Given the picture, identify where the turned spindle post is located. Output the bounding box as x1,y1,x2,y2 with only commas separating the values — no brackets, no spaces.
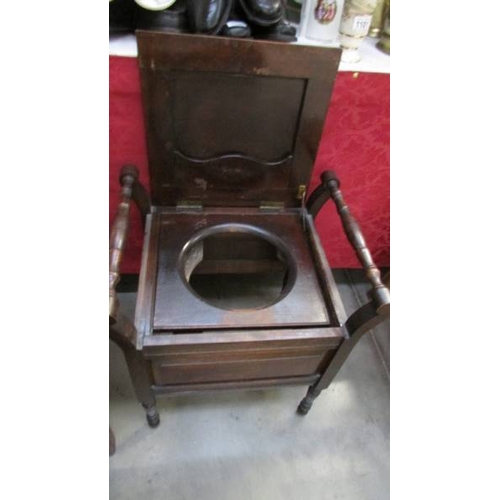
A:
109,165,160,428
320,170,390,315
298,170,390,416
109,165,139,323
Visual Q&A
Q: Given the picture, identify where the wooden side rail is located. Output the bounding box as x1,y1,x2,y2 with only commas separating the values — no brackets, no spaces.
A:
306,180,331,219
297,171,390,415
307,170,390,316
109,165,159,427
109,165,143,325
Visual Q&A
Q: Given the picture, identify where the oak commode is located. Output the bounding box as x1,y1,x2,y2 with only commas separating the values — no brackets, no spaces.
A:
109,31,390,427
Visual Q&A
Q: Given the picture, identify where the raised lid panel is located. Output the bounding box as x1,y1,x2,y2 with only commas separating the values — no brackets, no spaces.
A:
137,31,341,207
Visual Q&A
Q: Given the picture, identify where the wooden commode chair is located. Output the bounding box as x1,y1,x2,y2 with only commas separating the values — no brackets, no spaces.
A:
109,31,390,427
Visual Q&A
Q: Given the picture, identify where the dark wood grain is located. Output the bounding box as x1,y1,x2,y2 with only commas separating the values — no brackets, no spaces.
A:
133,212,161,347
109,165,138,324
320,170,390,314
109,165,160,427
131,181,152,227
298,301,389,415
153,353,332,386
109,32,388,426
304,213,348,326
136,31,341,208
142,327,342,353
150,210,335,331
152,375,320,395
306,181,331,219
297,171,391,415
110,308,160,428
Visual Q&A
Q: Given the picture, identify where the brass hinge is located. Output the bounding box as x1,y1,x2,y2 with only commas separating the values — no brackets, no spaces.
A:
297,184,307,200
176,200,203,212
259,201,285,212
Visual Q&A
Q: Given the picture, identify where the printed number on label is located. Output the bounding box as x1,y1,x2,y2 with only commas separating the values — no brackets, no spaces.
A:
352,15,372,34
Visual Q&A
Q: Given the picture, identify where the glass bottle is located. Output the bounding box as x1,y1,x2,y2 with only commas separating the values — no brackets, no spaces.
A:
339,0,377,63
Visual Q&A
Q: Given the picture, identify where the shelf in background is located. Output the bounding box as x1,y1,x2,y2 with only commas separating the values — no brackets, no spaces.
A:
109,33,390,74
296,35,389,74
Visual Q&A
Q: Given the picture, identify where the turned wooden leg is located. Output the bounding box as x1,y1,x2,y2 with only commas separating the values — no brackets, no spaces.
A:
110,165,157,428
297,386,322,415
142,400,160,428
111,324,161,428
297,302,390,417
122,347,161,428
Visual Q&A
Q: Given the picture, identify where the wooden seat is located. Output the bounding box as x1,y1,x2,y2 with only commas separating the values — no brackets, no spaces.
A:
109,32,390,427
143,209,339,331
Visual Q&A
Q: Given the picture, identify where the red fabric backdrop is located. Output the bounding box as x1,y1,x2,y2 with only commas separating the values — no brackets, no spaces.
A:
110,56,389,273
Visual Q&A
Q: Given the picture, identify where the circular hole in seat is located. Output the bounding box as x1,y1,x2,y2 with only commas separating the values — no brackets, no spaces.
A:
179,224,297,310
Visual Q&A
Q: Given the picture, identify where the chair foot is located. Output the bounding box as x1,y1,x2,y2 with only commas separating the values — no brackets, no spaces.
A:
297,387,320,416
143,402,160,428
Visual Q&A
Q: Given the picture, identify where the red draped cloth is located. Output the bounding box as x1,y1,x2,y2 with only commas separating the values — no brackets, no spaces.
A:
110,56,389,273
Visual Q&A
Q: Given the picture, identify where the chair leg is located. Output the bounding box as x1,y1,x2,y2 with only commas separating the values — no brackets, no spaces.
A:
120,343,161,428
297,302,390,417
297,386,322,415
110,310,160,428
142,400,160,428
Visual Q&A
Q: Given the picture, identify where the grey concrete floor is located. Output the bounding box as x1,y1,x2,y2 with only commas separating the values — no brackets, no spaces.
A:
110,269,390,500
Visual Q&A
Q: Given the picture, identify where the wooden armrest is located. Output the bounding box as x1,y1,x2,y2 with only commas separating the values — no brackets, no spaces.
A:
307,170,390,316
109,165,140,324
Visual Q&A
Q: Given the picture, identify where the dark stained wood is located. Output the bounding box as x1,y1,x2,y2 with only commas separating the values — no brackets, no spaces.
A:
153,353,333,386
297,299,390,415
136,31,341,208
297,386,321,415
109,32,389,426
109,165,159,427
306,181,331,219
320,170,390,314
143,327,341,390
133,212,161,347
151,209,335,331
296,171,392,415
191,258,284,275
148,334,338,386
143,328,344,358
152,374,320,395
304,213,348,326
151,345,336,365
131,180,152,227
109,313,160,428
142,327,343,355
109,165,138,324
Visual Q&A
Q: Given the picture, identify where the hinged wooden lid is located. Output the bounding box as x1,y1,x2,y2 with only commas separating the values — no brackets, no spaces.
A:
137,31,341,208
